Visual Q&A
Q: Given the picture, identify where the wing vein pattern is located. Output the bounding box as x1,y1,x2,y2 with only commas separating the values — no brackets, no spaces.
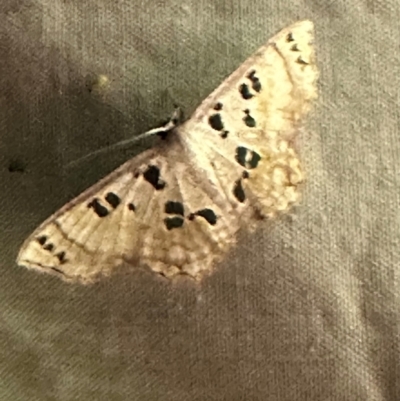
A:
17,21,318,283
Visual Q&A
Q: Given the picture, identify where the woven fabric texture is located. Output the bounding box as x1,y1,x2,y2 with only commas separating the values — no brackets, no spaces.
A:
1,1,399,400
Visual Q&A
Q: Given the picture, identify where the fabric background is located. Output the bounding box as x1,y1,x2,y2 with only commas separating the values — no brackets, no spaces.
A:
1,1,400,400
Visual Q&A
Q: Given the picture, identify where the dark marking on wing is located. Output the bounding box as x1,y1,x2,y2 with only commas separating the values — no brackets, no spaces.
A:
165,201,184,216
236,147,247,167
88,198,109,217
296,56,308,65
287,32,294,42
214,102,223,111
134,171,140,178
128,203,136,212
189,209,217,225
233,179,246,203
56,251,66,264
36,235,57,254
242,171,249,179
235,146,261,169
43,243,54,251
247,71,261,92
290,44,299,51
247,150,261,169
209,114,224,131
239,83,253,100
164,217,184,230
243,110,256,128
105,192,120,209
143,165,166,190
37,235,47,246
208,113,229,138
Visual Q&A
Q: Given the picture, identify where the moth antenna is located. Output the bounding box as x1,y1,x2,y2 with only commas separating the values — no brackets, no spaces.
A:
66,108,181,170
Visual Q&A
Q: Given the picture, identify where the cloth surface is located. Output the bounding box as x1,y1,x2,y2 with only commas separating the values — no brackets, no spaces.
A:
1,1,400,400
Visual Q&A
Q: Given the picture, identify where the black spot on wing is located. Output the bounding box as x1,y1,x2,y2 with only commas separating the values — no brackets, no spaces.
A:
164,217,184,230
105,192,120,209
242,171,249,179
235,146,261,169
56,251,66,264
165,201,184,216
36,236,66,262
214,102,223,111
88,198,109,217
128,203,136,212
243,110,256,128
286,32,294,42
143,165,165,190
296,56,308,65
209,114,224,131
235,147,247,168
189,209,217,225
233,179,246,203
290,44,300,52
37,235,47,246
247,71,261,92
44,243,54,252
248,151,261,168
208,112,229,138
37,235,56,254
239,83,253,100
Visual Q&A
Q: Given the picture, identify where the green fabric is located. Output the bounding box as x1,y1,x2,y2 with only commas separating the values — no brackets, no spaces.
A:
1,1,399,400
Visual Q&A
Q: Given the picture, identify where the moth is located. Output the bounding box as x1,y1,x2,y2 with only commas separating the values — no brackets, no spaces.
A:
17,20,318,284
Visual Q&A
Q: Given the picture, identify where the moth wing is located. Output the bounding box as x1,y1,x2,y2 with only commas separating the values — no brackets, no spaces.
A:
180,20,318,217
17,21,318,283
17,144,240,283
